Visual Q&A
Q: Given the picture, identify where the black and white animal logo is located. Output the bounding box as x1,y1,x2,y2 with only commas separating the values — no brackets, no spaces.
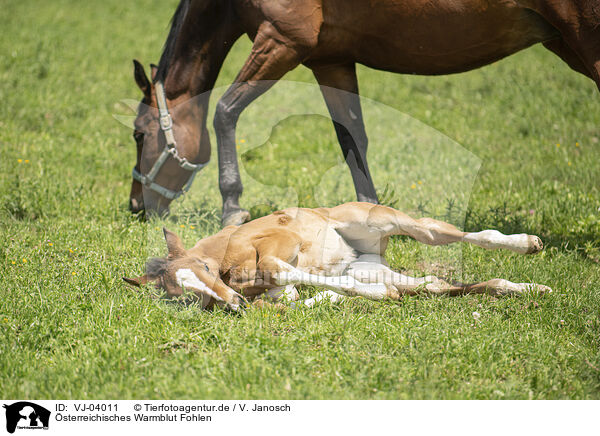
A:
3,402,50,434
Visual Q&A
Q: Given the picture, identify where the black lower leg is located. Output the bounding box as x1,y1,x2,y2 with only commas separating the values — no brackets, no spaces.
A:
332,121,378,203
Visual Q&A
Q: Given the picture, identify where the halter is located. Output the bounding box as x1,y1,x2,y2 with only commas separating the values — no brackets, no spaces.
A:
132,81,208,200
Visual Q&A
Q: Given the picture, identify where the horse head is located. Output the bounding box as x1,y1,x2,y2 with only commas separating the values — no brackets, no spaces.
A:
129,60,211,217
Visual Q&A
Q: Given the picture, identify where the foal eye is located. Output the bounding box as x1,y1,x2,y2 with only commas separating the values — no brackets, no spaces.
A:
195,259,210,272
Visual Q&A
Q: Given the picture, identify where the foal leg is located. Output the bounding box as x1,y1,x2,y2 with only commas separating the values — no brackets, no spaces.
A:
214,23,309,227
259,254,390,301
292,290,346,308
332,204,543,255
344,254,552,297
311,63,379,203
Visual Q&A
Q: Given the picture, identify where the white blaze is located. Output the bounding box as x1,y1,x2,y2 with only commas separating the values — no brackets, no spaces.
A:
175,268,223,301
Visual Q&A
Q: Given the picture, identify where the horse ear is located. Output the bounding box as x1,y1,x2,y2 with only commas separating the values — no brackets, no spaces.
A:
150,63,158,81
163,228,185,258
123,275,149,287
133,59,151,97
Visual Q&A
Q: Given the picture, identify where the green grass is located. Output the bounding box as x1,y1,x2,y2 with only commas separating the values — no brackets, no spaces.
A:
1,0,600,399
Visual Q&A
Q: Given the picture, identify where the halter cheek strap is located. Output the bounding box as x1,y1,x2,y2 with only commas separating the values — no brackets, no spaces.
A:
132,81,208,200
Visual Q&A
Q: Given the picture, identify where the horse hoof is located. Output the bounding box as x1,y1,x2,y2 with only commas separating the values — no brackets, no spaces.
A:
519,283,552,294
534,284,552,294
526,236,543,254
221,209,251,227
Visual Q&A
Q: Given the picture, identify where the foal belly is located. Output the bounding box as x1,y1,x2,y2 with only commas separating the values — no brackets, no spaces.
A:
296,226,359,276
315,0,557,74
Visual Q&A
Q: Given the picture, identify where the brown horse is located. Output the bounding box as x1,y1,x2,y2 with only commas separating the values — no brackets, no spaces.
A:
130,0,600,224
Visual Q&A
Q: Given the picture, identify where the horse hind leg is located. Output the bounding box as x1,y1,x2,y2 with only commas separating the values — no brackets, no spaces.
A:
535,3,600,88
344,255,552,298
543,39,594,79
335,204,544,255
311,63,379,204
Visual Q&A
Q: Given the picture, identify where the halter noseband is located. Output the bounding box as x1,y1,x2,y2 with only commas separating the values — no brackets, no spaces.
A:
132,81,208,200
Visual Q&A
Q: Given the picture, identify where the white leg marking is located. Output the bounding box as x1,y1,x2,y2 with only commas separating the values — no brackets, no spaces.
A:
265,284,299,302
175,268,224,301
485,279,553,296
272,258,387,300
296,290,346,308
345,258,437,292
463,230,534,254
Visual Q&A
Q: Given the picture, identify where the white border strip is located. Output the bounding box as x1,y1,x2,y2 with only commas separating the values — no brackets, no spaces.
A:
0,400,597,436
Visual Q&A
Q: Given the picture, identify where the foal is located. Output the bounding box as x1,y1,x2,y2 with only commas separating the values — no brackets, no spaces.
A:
125,202,550,310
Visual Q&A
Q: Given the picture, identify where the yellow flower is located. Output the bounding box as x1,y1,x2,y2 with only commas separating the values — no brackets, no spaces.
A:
11,261,16,265
71,272,76,276
25,160,30,163
69,249,74,253
575,142,579,147
410,183,416,189
17,159,22,163
190,226,195,230
48,242,53,247
556,143,560,148
22,258,27,263
418,180,422,185
180,224,185,228
568,161,572,166
240,139,246,144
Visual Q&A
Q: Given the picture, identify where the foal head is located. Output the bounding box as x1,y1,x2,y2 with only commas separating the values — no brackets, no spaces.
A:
129,61,211,216
124,228,219,308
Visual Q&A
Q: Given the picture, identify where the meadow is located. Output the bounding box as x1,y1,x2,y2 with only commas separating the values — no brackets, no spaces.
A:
1,0,599,399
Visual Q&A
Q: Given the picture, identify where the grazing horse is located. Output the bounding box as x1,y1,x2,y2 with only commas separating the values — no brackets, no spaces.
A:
129,0,600,224
124,202,551,310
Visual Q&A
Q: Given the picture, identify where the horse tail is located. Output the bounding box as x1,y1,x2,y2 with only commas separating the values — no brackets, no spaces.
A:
155,0,192,83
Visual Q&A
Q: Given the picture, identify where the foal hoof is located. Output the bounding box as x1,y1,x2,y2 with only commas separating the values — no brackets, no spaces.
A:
526,236,543,254
531,284,552,294
221,209,251,227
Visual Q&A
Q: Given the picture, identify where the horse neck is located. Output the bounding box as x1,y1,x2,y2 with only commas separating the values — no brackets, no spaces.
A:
158,1,243,164
163,0,242,101
190,226,241,270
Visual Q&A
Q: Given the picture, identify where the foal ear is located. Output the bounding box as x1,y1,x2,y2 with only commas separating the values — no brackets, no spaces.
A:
163,228,186,259
123,274,149,287
133,59,151,98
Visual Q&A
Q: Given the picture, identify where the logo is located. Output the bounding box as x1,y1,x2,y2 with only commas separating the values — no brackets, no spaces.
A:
3,402,50,434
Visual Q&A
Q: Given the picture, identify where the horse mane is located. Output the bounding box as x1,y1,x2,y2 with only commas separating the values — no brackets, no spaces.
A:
155,0,192,83
146,257,169,278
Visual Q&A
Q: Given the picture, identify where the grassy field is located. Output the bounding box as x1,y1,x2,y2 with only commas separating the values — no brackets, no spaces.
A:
1,0,599,399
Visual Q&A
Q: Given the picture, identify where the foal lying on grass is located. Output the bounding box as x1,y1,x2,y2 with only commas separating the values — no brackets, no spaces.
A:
124,202,551,310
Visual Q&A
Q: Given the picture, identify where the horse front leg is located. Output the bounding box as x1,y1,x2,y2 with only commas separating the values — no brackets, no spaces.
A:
213,23,306,227
311,63,379,204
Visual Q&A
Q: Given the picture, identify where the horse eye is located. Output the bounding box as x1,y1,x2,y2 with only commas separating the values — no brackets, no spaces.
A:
195,259,209,272
133,131,144,142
